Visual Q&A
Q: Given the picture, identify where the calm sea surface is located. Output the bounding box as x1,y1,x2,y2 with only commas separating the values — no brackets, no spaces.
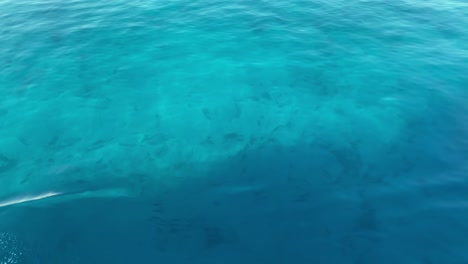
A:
1,0,468,263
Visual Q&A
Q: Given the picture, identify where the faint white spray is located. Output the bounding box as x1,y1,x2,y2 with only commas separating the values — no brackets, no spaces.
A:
0,232,23,264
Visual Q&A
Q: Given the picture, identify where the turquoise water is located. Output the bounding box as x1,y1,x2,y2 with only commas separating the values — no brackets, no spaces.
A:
1,0,468,262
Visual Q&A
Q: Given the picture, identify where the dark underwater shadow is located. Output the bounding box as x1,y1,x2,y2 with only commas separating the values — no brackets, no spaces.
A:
1,127,467,264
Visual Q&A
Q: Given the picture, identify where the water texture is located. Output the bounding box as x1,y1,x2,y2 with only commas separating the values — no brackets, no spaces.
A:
0,0,468,263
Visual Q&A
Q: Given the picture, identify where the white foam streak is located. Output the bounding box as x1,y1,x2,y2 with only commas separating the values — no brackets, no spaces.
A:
0,192,62,208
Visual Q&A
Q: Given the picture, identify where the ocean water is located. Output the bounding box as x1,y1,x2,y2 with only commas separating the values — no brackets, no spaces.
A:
0,0,468,262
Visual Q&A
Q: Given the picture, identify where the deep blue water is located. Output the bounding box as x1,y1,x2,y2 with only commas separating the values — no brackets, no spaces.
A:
1,0,468,263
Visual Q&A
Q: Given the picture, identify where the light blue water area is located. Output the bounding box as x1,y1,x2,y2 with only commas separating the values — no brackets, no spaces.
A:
1,0,468,262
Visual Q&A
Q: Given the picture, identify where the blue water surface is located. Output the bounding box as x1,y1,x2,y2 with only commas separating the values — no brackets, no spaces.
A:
1,0,468,263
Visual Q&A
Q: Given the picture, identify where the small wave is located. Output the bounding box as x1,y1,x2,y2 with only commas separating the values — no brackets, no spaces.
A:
0,187,133,209
0,192,62,208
